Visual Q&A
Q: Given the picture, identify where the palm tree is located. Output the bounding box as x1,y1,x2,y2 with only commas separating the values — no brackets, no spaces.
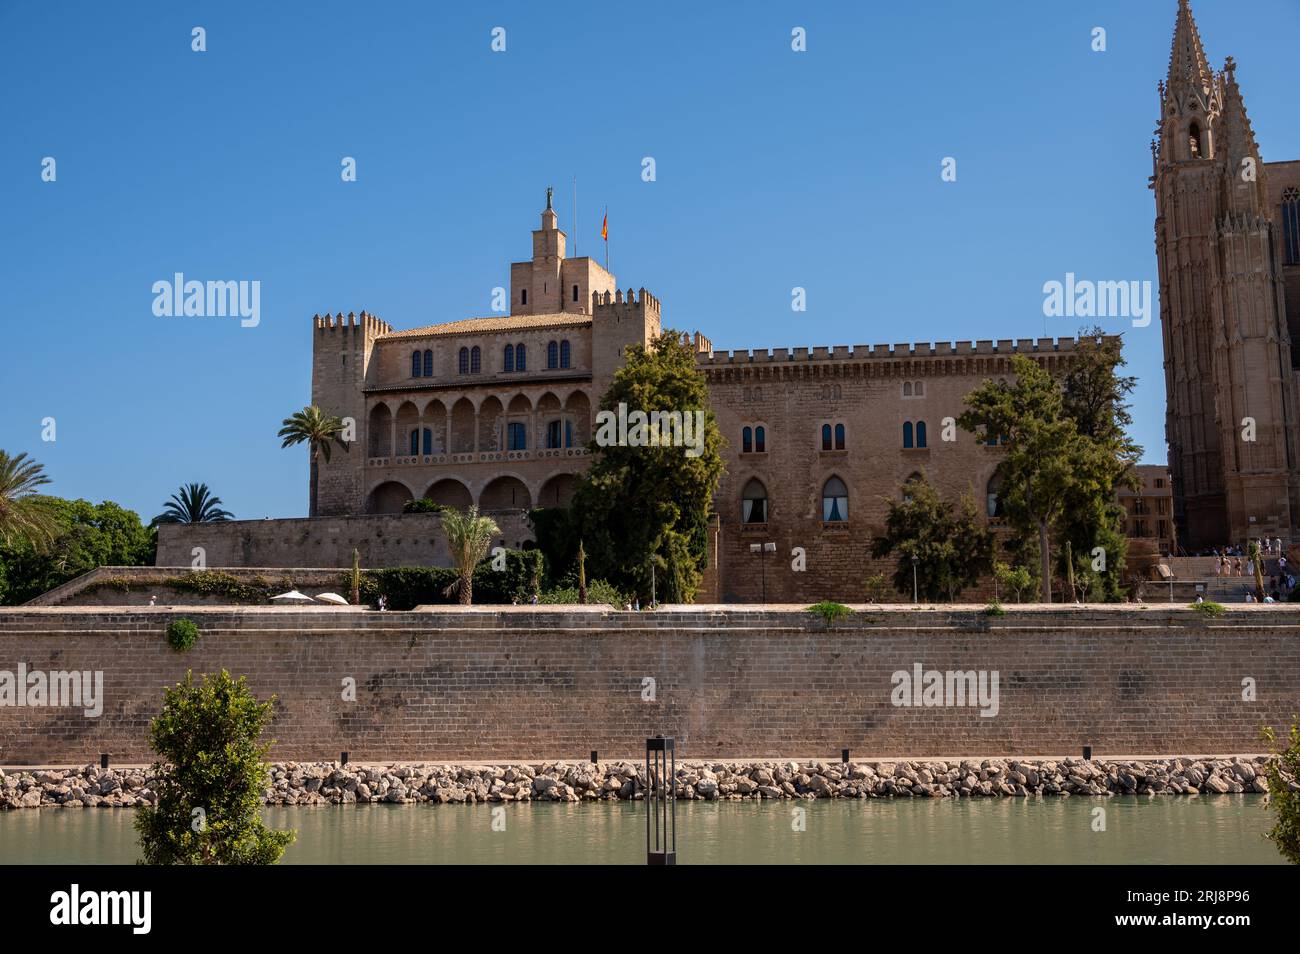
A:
278,405,350,517
0,450,60,549
440,506,500,605
153,483,235,525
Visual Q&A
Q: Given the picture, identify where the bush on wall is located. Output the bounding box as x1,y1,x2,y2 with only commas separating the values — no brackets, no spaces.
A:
166,618,199,652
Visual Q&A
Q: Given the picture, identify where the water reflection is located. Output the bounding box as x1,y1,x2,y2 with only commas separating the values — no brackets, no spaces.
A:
0,795,1282,865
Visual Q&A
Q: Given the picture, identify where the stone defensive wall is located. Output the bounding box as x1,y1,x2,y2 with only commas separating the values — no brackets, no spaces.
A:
153,510,532,569
695,336,1085,368
1,605,1296,766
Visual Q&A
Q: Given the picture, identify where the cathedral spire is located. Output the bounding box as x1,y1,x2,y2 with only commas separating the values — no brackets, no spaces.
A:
1166,0,1213,97
1216,57,1266,213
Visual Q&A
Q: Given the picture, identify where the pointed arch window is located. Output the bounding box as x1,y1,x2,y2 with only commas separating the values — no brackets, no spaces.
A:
458,347,469,374
547,340,559,369
504,344,515,373
742,478,768,524
822,476,849,522
1189,122,1202,159
1283,187,1300,266
411,350,422,378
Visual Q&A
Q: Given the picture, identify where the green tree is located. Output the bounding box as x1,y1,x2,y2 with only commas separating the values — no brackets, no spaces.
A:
1248,539,1267,602
1055,331,1142,601
278,405,351,517
871,475,994,602
440,506,500,605
1262,718,1300,864
993,562,1033,603
152,482,234,525
573,331,724,602
959,354,1088,602
0,497,156,605
577,539,588,604
0,450,59,550
135,670,295,865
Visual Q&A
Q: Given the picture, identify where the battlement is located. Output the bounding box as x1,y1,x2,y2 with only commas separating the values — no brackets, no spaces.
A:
313,310,392,336
591,287,660,316
695,336,1095,366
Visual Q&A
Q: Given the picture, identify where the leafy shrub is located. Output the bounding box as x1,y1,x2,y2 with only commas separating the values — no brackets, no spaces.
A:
1263,718,1300,864
402,498,450,515
539,579,628,608
808,601,853,626
351,549,545,610
1191,600,1226,617
135,670,295,865
166,618,199,653
984,599,1005,617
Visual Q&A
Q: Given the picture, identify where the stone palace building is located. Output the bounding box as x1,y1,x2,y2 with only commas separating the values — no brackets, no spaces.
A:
307,192,1095,602
1155,0,1300,551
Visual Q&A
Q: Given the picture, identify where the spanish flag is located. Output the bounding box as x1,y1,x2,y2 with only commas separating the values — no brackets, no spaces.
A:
601,209,608,242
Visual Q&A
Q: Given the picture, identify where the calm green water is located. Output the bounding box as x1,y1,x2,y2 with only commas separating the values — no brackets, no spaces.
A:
0,796,1283,864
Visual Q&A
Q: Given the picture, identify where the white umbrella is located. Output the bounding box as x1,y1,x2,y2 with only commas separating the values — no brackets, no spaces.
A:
315,592,349,605
270,590,314,602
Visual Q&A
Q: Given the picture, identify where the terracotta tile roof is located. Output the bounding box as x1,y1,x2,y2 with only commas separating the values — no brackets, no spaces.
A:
382,313,591,340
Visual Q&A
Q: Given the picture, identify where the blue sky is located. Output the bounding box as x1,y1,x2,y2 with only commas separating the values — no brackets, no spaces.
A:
2,0,1297,521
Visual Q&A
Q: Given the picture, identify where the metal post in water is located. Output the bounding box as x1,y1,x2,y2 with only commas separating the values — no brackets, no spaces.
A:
646,736,676,865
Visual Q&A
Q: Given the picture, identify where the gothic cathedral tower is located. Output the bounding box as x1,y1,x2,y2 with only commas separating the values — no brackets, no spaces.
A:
1153,0,1300,550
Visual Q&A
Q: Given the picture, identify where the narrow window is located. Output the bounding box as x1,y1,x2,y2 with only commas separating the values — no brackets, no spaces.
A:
822,477,849,522
423,349,433,377
572,284,579,303
916,421,927,448
521,288,528,306
422,428,432,455
561,340,571,368
409,429,419,456
458,347,469,374
411,350,422,378
903,381,912,397
471,346,481,374
835,423,845,450
914,381,924,396
547,420,562,449
1189,122,1202,158
564,420,573,447
547,341,558,369
903,422,914,448
742,478,768,524
516,343,526,371
507,421,527,450
755,425,766,453
821,423,832,451
742,426,753,454
504,344,514,373
987,474,1003,519
1283,188,1300,265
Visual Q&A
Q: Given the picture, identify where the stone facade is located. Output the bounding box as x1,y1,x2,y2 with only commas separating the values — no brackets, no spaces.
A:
1155,1,1300,551
1,605,1296,764
1118,465,1176,557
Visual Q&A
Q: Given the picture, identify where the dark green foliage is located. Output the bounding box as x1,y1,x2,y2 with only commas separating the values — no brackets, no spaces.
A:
402,498,450,514
527,507,579,586
152,483,234,526
571,331,724,603
135,670,295,865
166,618,199,652
353,549,545,609
871,475,995,602
1263,718,1300,864
88,571,294,605
1190,600,1226,617
984,599,1005,617
539,579,627,607
0,496,156,605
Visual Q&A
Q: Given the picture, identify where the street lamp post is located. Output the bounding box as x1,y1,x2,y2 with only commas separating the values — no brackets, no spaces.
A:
911,554,919,604
750,542,776,602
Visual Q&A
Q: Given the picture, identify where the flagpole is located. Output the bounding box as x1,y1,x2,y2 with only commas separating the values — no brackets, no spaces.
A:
604,206,609,272
572,176,578,259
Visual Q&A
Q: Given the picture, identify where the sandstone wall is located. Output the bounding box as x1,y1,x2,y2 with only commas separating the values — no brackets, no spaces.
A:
0,605,1296,765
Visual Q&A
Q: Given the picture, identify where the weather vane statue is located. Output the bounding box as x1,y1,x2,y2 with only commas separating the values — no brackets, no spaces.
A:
546,185,553,210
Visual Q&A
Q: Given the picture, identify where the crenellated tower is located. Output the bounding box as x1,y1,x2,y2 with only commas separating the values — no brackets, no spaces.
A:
1153,0,1300,549
310,310,391,516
